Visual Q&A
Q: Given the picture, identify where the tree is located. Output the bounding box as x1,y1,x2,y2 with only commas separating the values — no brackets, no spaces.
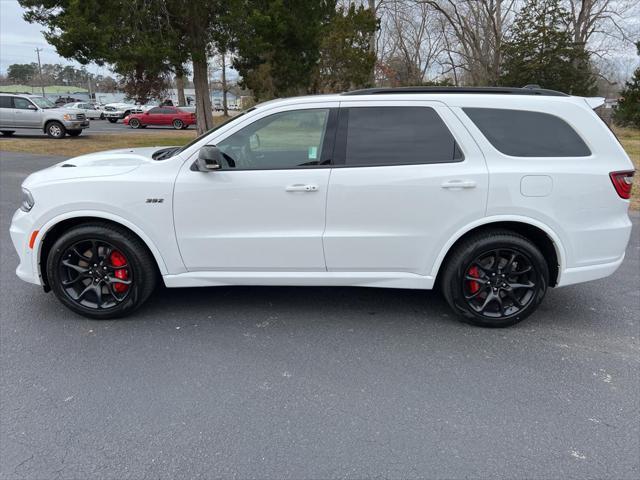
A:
613,42,640,127
500,0,596,95
232,1,335,100
420,0,518,86
7,63,37,84
316,3,377,92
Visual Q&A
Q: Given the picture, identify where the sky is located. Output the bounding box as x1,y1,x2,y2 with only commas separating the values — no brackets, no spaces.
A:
0,0,105,76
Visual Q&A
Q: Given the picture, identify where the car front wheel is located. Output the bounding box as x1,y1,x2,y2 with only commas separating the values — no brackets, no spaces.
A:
441,230,549,327
172,119,184,129
47,223,157,319
129,118,141,128
46,121,66,139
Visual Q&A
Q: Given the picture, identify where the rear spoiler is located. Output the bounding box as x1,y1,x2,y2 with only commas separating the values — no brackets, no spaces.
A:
583,97,605,109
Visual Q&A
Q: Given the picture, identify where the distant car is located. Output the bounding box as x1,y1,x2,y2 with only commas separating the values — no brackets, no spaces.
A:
123,107,196,129
103,103,142,123
65,102,103,120
0,93,89,138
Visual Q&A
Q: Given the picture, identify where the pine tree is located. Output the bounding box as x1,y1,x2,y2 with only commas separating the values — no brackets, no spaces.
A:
500,0,596,96
613,42,640,128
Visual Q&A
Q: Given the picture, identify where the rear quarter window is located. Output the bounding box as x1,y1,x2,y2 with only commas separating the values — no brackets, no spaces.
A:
463,108,591,157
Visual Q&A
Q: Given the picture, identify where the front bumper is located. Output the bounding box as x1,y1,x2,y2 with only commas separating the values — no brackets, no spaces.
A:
9,208,40,285
62,120,90,129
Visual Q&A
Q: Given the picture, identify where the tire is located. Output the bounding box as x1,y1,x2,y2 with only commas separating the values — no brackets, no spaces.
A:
100,113,105,120
129,118,141,129
46,121,66,139
108,118,118,123
172,119,184,129
67,130,82,137
46,223,158,319
1,130,15,136
441,230,548,328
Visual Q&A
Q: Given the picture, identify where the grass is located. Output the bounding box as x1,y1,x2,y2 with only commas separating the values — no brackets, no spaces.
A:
613,126,640,210
0,84,88,94
0,131,196,157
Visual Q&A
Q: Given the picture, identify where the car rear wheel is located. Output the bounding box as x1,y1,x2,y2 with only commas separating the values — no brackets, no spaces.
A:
172,119,184,129
47,223,157,319
1,130,15,136
129,118,141,129
46,121,66,139
67,129,82,137
107,118,118,123
441,230,548,327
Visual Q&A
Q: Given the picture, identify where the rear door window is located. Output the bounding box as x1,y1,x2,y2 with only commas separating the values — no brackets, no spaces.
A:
463,108,591,157
338,106,463,166
0,96,12,108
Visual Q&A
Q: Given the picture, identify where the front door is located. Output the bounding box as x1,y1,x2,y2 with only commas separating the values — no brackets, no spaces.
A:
173,106,336,271
323,101,488,277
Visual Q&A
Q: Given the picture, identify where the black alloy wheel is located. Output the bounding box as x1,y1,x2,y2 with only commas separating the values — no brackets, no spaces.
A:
441,230,548,327
57,239,133,310
47,223,157,319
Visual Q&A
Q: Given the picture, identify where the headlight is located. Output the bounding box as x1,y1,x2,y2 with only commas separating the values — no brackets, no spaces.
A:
20,188,34,212
63,113,71,121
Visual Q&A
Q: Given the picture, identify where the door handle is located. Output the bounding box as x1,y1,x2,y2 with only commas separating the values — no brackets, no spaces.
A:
441,180,477,189
285,184,318,192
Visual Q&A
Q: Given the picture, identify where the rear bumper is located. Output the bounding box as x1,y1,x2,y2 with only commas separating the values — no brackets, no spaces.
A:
557,253,626,287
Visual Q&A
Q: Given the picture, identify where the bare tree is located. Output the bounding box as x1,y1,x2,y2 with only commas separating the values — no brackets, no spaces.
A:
418,0,519,86
377,1,446,85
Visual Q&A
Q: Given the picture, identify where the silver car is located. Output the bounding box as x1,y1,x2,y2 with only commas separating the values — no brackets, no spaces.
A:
0,93,90,138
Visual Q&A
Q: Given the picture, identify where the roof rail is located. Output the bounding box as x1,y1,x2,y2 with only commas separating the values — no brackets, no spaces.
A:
342,86,569,97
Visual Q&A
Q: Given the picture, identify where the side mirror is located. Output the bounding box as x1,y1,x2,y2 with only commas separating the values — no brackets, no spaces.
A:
27,104,38,111
192,146,222,172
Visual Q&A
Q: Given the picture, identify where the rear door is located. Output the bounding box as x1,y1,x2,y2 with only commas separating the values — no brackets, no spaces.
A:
0,96,14,128
323,100,488,277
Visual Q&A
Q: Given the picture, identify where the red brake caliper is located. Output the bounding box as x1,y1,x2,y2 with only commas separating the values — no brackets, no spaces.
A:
110,251,129,293
467,265,480,294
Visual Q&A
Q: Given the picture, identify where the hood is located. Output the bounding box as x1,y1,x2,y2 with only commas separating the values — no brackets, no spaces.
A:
23,147,169,186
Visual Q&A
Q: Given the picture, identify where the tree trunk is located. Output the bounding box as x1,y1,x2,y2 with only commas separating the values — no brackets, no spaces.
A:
368,0,377,87
192,52,214,135
221,51,228,117
176,72,186,106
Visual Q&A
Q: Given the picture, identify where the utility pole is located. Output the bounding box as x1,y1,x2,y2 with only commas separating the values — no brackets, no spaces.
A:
35,48,45,98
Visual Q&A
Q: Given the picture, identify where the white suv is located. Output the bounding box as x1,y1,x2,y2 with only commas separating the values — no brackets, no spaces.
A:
9,87,635,327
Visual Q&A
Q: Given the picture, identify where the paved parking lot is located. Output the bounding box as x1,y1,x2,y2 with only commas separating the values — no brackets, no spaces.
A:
1,110,233,137
1,151,639,479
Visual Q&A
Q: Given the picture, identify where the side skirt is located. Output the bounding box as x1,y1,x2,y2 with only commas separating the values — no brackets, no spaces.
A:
162,271,435,290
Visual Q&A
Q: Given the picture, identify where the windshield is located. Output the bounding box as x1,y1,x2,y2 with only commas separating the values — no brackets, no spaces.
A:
30,97,56,109
171,108,256,157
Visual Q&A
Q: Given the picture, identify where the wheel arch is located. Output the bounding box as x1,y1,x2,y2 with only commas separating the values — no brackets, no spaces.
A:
37,213,169,290
432,217,564,288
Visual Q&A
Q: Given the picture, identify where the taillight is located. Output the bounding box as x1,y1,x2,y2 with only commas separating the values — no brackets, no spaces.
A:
609,170,635,199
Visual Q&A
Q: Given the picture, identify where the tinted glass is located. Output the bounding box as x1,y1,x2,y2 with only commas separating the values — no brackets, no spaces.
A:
343,107,462,166
13,97,34,110
0,96,11,108
216,109,329,170
463,108,591,157
148,107,162,114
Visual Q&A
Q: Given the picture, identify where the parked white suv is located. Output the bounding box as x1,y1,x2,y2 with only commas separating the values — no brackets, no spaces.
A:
10,87,635,326
0,93,89,138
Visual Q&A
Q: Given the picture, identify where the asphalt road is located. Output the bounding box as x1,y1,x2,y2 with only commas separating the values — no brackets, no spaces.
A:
1,152,639,480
